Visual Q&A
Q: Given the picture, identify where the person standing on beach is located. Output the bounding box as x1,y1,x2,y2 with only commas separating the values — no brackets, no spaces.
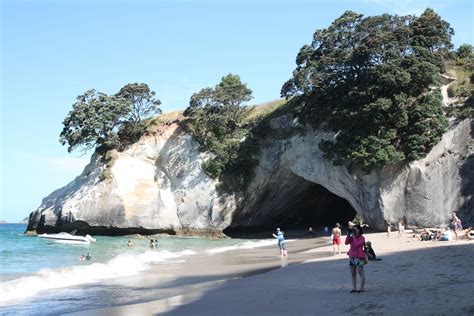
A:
398,220,405,238
386,223,391,237
272,228,286,256
345,224,366,293
451,213,463,240
332,223,342,255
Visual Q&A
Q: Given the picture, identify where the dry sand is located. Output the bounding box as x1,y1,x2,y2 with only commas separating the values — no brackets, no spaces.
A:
71,231,474,315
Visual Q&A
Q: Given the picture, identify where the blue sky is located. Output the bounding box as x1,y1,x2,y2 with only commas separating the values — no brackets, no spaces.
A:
1,0,473,222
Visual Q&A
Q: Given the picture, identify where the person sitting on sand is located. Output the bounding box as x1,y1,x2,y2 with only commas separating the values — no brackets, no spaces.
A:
332,223,342,255
464,227,474,240
345,224,366,293
364,241,382,261
438,228,453,241
418,229,435,241
272,228,286,255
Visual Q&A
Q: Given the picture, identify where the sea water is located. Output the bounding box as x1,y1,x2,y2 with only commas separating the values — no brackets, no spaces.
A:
0,224,276,313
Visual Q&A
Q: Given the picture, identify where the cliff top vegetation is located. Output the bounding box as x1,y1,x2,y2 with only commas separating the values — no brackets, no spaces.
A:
58,8,472,189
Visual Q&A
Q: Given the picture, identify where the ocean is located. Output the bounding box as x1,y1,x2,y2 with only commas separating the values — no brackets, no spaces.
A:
0,223,279,314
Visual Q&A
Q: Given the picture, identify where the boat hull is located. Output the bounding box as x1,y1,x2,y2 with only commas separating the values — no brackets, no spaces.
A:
38,233,96,245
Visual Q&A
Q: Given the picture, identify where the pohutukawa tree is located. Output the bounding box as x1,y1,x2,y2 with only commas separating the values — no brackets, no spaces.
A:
60,83,161,154
184,73,253,177
184,73,252,146
115,83,161,123
282,8,452,172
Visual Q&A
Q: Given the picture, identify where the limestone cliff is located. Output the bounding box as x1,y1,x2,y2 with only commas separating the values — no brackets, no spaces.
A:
26,122,236,236
227,118,473,232
26,116,473,235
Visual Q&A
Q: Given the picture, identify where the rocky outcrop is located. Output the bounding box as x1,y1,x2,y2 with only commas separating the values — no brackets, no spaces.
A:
26,122,236,236
26,116,473,235
228,118,473,231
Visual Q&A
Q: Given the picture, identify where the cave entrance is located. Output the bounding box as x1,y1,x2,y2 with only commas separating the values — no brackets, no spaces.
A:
224,174,357,236
273,181,357,229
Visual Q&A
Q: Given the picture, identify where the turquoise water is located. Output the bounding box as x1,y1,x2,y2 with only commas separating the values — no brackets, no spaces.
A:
0,223,276,309
0,224,241,275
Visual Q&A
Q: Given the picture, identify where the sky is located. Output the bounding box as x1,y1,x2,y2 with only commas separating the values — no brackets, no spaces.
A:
1,0,473,222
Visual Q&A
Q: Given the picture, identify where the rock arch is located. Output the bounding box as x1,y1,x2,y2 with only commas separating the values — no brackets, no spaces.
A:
226,119,472,232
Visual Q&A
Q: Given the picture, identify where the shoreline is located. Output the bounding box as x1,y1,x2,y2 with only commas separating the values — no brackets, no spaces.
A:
69,231,474,315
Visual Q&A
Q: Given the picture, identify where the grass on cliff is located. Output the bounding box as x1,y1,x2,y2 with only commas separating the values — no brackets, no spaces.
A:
147,110,185,131
243,99,287,123
444,57,474,119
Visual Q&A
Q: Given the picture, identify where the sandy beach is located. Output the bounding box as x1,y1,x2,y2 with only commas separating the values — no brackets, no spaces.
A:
68,230,474,316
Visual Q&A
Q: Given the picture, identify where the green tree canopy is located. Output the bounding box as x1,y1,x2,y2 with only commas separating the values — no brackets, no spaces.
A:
282,8,451,172
457,44,473,59
59,89,130,153
60,83,161,154
184,74,253,177
115,83,162,123
184,74,252,146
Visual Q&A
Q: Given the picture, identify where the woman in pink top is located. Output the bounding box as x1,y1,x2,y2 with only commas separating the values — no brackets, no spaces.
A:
345,224,366,293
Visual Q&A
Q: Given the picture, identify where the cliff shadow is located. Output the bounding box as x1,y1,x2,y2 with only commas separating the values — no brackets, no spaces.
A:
160,242,474,315
458,119,474,226
224,173,357,238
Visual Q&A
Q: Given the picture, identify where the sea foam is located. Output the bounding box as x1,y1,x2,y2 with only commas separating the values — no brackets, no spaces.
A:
0,249,196,304
206,239,278,254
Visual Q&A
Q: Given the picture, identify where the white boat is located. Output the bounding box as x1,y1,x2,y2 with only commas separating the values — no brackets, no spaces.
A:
38,231,97,245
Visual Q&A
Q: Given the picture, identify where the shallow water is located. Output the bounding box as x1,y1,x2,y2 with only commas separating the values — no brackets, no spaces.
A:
0,223,280,313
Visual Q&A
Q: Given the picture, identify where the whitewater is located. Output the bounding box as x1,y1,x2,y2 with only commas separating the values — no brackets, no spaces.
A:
0,224,277,306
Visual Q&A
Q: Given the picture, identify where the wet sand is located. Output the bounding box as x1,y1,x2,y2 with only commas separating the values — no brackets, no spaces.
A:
67,236,329,315
71,231,474,315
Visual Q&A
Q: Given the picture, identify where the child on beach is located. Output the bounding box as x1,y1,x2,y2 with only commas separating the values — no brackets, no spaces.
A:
272,228,287,256
364,241,382,261
345,224,366,293
438,228,454,241
332,223,342,255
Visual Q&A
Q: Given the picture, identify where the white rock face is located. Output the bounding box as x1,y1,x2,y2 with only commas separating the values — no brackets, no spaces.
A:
230,118,473,230
27,116,473,235
27,123,236,235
